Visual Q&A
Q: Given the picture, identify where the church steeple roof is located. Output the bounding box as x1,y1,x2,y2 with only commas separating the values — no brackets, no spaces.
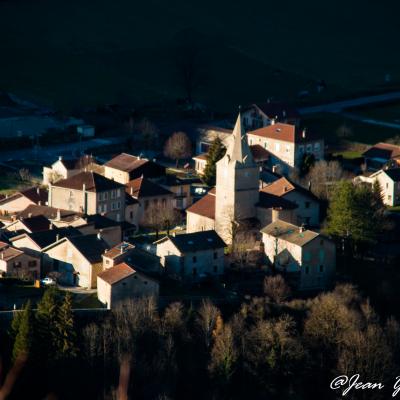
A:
225,112,256,167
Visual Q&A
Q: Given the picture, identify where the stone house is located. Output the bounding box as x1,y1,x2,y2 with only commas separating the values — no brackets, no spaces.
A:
196,125,232,154
354,168,400,206
0,241,40,279
0,187,48,215
261,220,336,290
247,122,324,174
42,234,109,288
260,177,320,226
154,175,195,210
42,155,94,185
125,176,174,228
104,153,165,184
4,215,51,234
48,171,125,222
362,142,400,171
186,188,216,233
155,230,226,281
241,102,300,130
97,262,159,309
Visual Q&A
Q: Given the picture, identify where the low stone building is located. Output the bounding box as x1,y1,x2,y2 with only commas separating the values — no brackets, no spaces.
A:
0,241,40,279
97,262,159,309
0,187,48,215
362,142,400,171
104,153,165,184
155,230,226,281
261,220,336,291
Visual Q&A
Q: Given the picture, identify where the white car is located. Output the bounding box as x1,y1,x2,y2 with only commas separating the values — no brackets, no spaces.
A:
41,277,56,286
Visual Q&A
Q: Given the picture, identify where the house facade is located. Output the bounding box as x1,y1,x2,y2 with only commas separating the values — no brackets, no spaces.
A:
155,230,226,281
48,171,125,222
261,220,336,290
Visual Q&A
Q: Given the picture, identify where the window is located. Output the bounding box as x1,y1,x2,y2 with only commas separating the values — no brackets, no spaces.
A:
306,144,312,153
28,261,37,267
305,201,310,209
13,262,21,268
105,259,110,265
117,201,121,210
117,189,121,197
319,265,324,273
213,266,218,273
286,145,290,153
388,195,392,201
192,268,197,276
299,145,304,154
249,139,253,145
386,183,389,189
305,266,309,274
213,252,218,259
314,143,320,152
111,190,116,199
111,202,116,210
130,211,133,219
162,198,167,208
264,141,268,149
192,256,197,263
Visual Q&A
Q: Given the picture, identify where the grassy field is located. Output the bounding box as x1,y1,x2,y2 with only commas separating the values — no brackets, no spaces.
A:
1,0,400,112
302,113,400,146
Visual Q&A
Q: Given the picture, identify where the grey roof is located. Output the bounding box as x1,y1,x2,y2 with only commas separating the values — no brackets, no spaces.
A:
384,168,400,182
158,230,226,253
68,234,109,263
261,220,319,247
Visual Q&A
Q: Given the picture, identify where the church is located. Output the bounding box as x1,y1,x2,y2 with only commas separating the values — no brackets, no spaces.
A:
186,113,297,243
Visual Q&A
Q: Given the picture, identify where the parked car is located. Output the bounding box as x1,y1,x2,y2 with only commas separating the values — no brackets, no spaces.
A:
41,277,56,286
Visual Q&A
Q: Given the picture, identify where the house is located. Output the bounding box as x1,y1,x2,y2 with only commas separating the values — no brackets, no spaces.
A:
0,241,40,279
42,155,95,185
186,188,216,233
193,144,270,175
362,142,400,171
260,177,320,226
154,175,196,210
104,153,166,184
48,171,125,222
354,168,400,206
4,215,51,234
0,187,48,215
242,102,300,130
247,122,324,174
97,262,159,309
261,220,335,290
125,176,175,228
42,234,109,288
155,230,226,281
196,125,232,153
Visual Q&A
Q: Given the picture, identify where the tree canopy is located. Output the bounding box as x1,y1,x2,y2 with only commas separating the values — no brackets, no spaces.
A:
202,137,226,186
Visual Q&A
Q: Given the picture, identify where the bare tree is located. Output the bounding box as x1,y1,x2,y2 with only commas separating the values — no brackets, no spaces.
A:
263,275,291,303
305,160,345,200
142,201,181,238
163,131,192,167
230,229,259,269
197,300,220,350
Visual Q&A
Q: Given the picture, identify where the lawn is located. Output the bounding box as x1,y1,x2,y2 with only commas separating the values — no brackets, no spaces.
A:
1,0,400,112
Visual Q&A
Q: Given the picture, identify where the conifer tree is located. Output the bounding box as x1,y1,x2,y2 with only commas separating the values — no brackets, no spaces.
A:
56,292,78,359
202,137,226,186
12,301,36,361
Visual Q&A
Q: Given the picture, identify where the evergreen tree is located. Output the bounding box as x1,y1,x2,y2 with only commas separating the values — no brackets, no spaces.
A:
36,286,60,355
12,301,36,361
202,137,226,186
326,180,381,245
55,292,78,359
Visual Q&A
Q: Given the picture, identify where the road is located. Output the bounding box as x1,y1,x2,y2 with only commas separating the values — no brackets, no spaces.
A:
298,91,400,115
0,136,124,163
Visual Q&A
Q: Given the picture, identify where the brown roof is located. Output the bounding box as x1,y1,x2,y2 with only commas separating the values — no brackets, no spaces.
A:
18,204,81,221
257,192,297,210
97,262,136,285
250,145,270,162
363,142,400,160
261,220,319,247
105,153,148,172
261,177,318,201
186,190,215,220
126,177,172,198
0,187,48,207
53,171,124,192
248,123,319,143
104,242,135,259
20,215,51,232
0,243,24,261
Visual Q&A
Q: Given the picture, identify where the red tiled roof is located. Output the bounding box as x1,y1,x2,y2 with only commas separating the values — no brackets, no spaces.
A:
248,123,319,143
186,190,215,220
98,262,136,285
363,142,400,160
104,153,148,172
126,177,172,198
261,177,318,201
53,171,124,192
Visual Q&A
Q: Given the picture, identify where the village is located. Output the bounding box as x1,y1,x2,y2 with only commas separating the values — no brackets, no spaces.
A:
1,97,399,314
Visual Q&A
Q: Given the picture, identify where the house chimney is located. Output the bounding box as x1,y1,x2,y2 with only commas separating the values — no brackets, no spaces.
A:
302,128,306,139
36,187,40,195
38,201,41,206
308,180,312,191
56,234,60,241
272,165,277,173
299,225,305,233
130,187,133,195
82,183,87,214
50,222,53,230
56,209,61,221
59,156,63,161
97,232,102,240
271,118,275,126
28,213,32,218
